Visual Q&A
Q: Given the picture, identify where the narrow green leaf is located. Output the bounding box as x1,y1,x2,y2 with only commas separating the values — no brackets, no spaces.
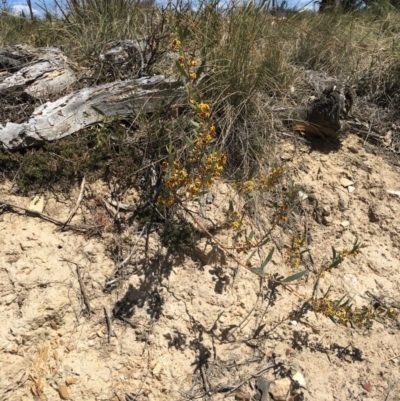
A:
229,200,234,213
246,249,257,261
249,267,268,277
190,120,201,129
248,165,257,180
185,136,194,149
282,269,308,283
258,237,270,247
260,248,275,271
175,60,188,79
91,106,106,116
329,258,342,269
248,231,255,241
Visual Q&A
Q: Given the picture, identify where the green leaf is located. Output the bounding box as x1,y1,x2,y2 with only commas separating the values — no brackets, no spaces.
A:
282,269,308,283
190,120,201,129
185,136,194,149
248,165,257,181
249,267,268,277
229,200,234,213
258,237,270,247
178,26,189,42
329,257,342,269
260,248,275,271
248,231,255,241
246,250,257,262
322,285,332,299
247,191,256,198
91,106,106,116
175,60,188,79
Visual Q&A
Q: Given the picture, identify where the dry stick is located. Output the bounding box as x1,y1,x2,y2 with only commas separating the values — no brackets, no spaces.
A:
75,264,94,314
0,199,92,232
384,382,398,401
200,364,211,395
224,362,275,398
117,224,147,269
104,306,114,343
62,177,86,231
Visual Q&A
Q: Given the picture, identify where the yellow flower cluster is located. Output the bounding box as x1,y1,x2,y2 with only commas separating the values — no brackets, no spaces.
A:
171,38,181,49
285,236,305,269
312,298,371,329
158,32,226,208
259,166,286,191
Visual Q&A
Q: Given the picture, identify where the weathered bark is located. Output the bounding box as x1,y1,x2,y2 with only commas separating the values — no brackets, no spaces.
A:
0,45,77,99
0,75,183,149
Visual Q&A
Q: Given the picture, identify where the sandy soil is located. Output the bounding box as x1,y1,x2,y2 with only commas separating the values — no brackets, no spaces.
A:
1,133,400,401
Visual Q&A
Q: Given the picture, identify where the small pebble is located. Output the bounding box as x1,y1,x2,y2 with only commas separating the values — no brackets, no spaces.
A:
340,177,354,187
340,221,350,228
348,186,356,193
58,383,70,399
320,155,329,162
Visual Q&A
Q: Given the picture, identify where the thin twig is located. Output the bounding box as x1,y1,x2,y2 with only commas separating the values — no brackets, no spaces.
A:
104,306,114,343
224,362,275,398
0,199,92,232
200,364,211,395
117,224,147,268
62,177,86,230
74,263,93,314
385,382,398,401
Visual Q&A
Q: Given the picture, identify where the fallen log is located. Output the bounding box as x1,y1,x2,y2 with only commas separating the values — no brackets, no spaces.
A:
0,75,183,150
0,45,77,99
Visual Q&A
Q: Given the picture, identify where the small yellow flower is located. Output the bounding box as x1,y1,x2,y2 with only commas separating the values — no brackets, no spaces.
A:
189,60,197,67
189,71,197,80
199,102,210,113
171,39,181,49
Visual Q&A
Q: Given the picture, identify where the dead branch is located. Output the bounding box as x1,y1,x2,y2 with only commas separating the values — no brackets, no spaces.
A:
62,177,86,230
0,199,93,232
75,264,94,314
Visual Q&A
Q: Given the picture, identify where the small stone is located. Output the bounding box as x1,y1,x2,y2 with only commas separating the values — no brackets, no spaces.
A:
340,177,354,187
348,186,355,193
97,330,104,338
235,392,251,400
362,382,372,392
28,196,45,213
66,343,74,352
152,363,163,376
386,189,400,197
58,383,70,399
274,343,289,358
65,377,78,385
88,340,95,347
322,215,332,226
292,371,307,388
269,377,291,401
298,191,308,201
290,360,301,373
340,221,350,228
50,321,59,330
320,155,329,162
290,320,298,326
